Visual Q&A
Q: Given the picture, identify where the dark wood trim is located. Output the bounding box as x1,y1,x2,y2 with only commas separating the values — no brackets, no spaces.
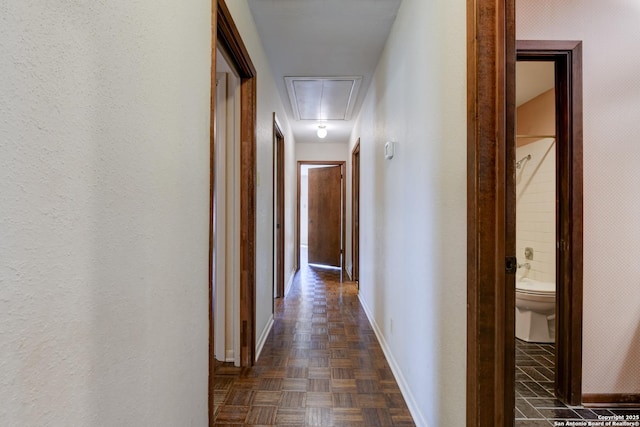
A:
296,161,347,273
215,0,257,370
466,0,515,426
583,394,640,407
217,0,256,77
239,70,257,368
341,162,346,276
208,1,217,424
273,113,285,298
517,40,583,406
296,165,301,271
351,141,360,283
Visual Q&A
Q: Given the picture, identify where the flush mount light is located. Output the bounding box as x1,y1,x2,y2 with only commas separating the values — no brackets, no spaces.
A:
317,125,328,139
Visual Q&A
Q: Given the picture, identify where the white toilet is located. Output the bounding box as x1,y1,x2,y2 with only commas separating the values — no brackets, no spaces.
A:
515,276,556,343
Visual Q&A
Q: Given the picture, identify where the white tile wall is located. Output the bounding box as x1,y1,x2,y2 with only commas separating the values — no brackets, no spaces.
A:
516,138,556,283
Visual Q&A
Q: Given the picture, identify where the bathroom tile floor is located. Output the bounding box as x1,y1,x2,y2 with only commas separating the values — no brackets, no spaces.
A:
213,252,415,426
515,339,640,426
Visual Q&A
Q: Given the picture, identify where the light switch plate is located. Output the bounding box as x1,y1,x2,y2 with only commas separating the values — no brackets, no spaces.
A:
384,141,395,160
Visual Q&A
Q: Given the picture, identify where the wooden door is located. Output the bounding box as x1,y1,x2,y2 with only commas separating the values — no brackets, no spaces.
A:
308,166,342,267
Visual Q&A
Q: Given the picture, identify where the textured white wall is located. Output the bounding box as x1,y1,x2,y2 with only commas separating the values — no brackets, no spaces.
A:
224,1,298,352
0,0,210,425
347,0,466,425
516,139,556,283
296,141,349,162
518,0,640,395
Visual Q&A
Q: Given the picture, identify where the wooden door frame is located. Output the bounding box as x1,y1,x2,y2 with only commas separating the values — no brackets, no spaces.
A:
273,114,285,298
210,0,257,424
296,161,346,273
466,0,515,424
351,141,360,283
466,0,584,424
517,40,583,406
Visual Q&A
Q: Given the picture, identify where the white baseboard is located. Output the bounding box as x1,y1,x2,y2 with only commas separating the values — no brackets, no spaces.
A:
224,350,235,363
255,314,274,361
358,294,429,427
284,268,296,296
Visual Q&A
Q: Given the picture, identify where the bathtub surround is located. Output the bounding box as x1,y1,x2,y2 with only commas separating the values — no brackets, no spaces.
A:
516,89,556,284
515,137,556,283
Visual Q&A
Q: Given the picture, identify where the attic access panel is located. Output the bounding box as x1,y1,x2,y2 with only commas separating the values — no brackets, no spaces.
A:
285,76,362,121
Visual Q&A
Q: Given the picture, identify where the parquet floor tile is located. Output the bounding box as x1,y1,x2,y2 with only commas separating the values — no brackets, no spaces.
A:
213,252,415,426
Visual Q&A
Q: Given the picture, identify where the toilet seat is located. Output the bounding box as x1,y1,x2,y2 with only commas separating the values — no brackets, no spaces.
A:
516,279,555,295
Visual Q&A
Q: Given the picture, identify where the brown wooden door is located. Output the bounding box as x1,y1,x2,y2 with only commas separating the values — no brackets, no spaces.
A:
308,165,342,267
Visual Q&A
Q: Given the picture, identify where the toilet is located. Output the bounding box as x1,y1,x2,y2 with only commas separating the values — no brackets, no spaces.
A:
515,277,556,343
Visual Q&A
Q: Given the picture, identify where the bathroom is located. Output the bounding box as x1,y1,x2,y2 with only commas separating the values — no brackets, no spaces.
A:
514,60,558,411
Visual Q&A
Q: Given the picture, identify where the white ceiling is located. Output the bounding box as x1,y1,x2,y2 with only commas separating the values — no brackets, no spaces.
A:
248,0,403,144
516,61,555,106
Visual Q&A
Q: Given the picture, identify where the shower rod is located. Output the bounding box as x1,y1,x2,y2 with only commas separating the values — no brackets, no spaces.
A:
516,154,531,169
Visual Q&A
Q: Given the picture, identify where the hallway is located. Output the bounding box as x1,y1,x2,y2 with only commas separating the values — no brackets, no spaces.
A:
213,252,416,426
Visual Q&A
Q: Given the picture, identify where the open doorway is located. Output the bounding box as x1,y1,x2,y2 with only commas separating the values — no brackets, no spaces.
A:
512,43,584,423
297,161,346,273
351,140,360,284
465,20,584,424
273,114,285,299
210,0,258,423
514,59,559,415
213,45,241,368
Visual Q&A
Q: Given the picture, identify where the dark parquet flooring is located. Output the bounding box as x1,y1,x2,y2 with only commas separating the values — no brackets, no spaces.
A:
213,254,415,426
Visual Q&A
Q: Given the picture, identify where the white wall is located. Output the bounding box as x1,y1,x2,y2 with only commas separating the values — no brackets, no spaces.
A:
224,1,298,354
296,141,349,162
347,0,466,425
516,138,556,283
0,0,210,425
517,0,640,395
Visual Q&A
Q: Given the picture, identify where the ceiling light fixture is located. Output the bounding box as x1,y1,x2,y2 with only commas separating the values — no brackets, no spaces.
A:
317,125,328,139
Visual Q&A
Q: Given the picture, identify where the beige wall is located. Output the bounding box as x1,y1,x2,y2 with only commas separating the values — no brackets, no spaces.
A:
0,0,211,424
296,141,349,162
518,0,640,394
348,0,467,424
517,89,556,146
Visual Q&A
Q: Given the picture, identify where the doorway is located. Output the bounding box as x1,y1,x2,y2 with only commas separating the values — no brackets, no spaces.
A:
210,0,258,424
516,41,584,408
465,23,584,426
273,114,285,298
296,161,346,273
213,45,241,367
351,140,360,284
513,45,584,423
